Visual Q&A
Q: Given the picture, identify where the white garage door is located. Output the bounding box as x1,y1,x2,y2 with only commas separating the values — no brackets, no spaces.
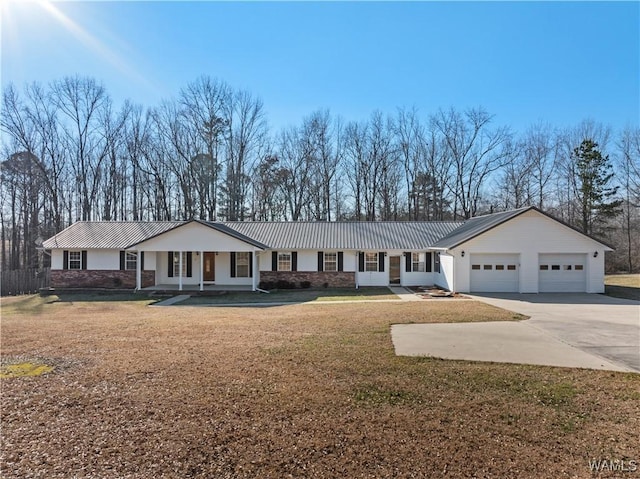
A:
539,254,587,292
470,254,519,292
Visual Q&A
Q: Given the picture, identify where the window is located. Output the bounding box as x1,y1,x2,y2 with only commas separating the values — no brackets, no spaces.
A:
472,264,481,270
551,265,560,271
173,252,187,277
125,252,137,270
507,265,516,271
236,252,250,277
540,265,549,271
324,252,337,272
575,265,584,271
412,253,425,272
495,264,505,271
365,252,378,272
278,252,291,271
483,265,492,270
563,265,572,271
69,251,81,270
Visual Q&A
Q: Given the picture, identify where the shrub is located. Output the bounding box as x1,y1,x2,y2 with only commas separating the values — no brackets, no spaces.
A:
276,280,295,289
300,281,311,289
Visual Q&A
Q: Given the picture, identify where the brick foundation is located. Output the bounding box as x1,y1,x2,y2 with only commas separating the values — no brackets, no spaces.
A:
259,271,355,288
51,270,155,289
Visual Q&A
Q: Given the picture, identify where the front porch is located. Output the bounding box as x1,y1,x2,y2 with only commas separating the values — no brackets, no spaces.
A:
143,284,254,292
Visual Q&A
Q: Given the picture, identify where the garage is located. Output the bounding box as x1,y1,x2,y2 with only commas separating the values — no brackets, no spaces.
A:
470,254,519,292
538,253,587,292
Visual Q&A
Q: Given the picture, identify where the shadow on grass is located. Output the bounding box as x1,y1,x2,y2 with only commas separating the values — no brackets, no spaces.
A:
48,292,152,303
605,285,640,301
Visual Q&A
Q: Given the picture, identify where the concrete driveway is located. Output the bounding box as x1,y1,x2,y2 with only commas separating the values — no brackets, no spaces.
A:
392,293,639,372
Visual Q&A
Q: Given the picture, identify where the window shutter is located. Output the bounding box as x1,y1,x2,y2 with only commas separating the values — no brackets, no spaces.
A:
168,251,174,277
358,252,364,272
249,253,253,278
81,251,87,270
63,251,69,270
378,252,385,272
405,252,411,273
120,251,125,270
272,251,278,271
230,252,236,278
425,252,432,272
186,252,193,277
292,252,298,272
141,252,145,271
338,252,344,272
317,252,324,272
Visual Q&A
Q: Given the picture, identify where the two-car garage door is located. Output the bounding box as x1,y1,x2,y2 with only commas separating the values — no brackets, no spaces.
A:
470,254,519,292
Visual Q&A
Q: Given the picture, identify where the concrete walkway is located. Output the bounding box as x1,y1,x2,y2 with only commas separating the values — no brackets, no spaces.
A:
392,293,639,372
152,294,191,306
388,286,423,301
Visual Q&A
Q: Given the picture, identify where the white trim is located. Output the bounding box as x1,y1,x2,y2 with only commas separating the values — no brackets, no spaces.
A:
199,251,204,291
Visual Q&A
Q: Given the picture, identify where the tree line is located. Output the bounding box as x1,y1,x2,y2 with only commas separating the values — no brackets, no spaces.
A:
1,75,638,273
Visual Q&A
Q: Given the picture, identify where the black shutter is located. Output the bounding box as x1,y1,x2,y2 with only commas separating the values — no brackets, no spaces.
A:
248,253,253,278
405,252,412,272
120,251,125,270
230,252,236,278
186,252,193,277
292,252,298,272
168,251,174,277
338,252,344,272
81,251,87,270
272,251,278,271
63,250,69,270
358,252,365,272
378,252,384,272
141,252,145,271
425,252,432,272
317,252,324,272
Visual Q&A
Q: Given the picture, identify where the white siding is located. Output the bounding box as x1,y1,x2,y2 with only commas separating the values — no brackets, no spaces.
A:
400,252,434,287
88,249,120,270
453,210,607,293
51,250,64,270
435,253,454,291
136,222,258,252
215,252,254,286
259,250,358,272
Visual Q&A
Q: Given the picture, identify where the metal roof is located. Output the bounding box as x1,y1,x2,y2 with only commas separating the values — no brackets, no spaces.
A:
42,221,185,249
221,221,462,250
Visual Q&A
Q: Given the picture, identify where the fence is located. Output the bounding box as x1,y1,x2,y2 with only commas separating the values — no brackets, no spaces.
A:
1,268,50,296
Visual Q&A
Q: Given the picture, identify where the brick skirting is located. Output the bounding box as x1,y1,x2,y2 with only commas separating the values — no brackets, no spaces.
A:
51,270,155,289
259,271,355,288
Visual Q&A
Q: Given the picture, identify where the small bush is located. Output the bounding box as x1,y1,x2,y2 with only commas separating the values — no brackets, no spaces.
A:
322,282,329,288
258,281,274,290
276,280,295,289
300,281,311,289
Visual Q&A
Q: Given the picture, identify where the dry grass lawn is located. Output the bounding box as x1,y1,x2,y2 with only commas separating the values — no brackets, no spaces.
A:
1,294,639,478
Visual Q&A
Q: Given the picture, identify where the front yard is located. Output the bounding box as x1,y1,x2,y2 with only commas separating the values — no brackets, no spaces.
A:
605,274,640,301
1,295,638,478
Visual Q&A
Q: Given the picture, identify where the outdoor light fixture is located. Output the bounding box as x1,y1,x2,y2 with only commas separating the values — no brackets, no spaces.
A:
593,251,598,258
461,251,465,257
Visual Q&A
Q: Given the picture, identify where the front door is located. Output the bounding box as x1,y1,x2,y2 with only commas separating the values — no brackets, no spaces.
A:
203,252,216,282
389,255,401,285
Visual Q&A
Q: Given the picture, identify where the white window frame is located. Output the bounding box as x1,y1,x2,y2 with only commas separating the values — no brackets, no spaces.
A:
125,252,137,271
68,251,82,270
411,252,425,272
324,252,337,272
236,252,250,278
173,252,187,277
365,252,378,272
278,252,291,272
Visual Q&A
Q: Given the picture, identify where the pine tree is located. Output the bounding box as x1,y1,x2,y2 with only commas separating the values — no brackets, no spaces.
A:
572,139,622,235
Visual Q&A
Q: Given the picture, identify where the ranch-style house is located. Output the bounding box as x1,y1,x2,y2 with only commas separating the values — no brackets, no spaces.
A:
42,206,612,294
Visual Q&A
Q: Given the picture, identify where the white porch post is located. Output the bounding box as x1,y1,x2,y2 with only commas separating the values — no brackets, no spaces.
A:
199,251,204,291
252,250,257,291
136,250,142,290
179,250,183,291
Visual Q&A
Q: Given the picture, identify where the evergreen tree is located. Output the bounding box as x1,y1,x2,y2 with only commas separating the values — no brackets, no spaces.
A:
572,139,622,235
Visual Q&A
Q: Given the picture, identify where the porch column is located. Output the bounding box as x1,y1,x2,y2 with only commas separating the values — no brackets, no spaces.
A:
252,250,257,291
179,250,183,291
199,251,204,291
136,250,142,290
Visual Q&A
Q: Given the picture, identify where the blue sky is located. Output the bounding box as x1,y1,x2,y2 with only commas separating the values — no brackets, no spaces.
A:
2,1,639,133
